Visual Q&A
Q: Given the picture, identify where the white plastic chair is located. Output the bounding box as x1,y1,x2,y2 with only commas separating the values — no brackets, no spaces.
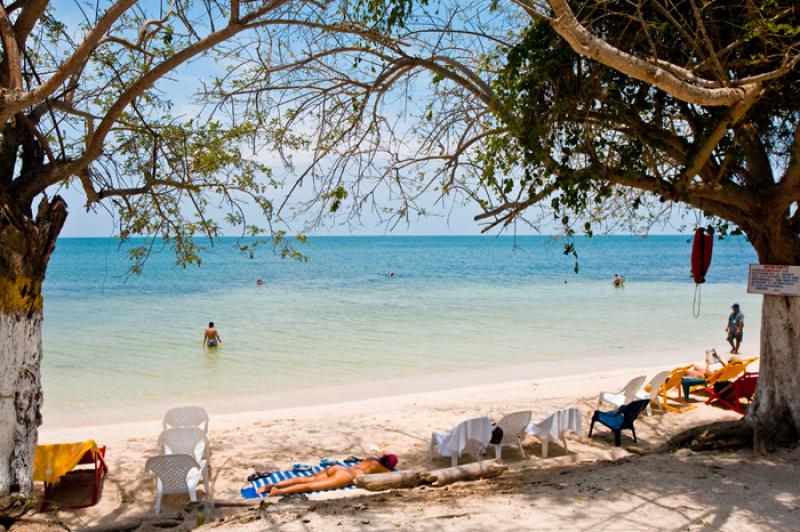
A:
596,375,647,410
162,406,209,433
493,411,532,459
527,407,584,458
636,370,671,415
158,427,211,499
158,427,210,462
144,454,205,514
430,417,492,467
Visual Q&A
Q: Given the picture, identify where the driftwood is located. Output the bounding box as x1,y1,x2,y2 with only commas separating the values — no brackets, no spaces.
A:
185,499,257,510
355,460,508,491
421,460,507,487
354,469,425,491
74,512,182,532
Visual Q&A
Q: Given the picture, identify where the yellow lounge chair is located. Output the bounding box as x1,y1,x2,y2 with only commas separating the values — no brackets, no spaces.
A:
682,356,758,399
657,364,696,413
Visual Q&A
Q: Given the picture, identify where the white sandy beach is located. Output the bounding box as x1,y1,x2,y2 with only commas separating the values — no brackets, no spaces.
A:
34,342,800,532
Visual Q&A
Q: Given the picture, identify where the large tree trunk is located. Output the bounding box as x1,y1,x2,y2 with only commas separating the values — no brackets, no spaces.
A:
0,196,67,518
747,294,800,450
746,222,800,451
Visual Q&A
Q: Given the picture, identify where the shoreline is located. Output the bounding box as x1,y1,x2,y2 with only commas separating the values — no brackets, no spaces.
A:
40,341,757,435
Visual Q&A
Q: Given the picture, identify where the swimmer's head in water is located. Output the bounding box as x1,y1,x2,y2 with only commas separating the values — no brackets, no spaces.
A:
209,321,214,327
377,454,398,471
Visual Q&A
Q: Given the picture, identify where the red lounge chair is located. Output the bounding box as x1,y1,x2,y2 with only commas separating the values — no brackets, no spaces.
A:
705,372,758,415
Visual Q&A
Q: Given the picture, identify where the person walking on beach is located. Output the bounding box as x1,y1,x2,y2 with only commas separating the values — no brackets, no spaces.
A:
203,322,222,348
726,304,744,354
612,274,625,287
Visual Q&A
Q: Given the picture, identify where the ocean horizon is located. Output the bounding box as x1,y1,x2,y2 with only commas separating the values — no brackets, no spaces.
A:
42,235,762,425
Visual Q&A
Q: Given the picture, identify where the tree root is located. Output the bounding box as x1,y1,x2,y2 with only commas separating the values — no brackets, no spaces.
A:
0,494,31,523
659,420,753,453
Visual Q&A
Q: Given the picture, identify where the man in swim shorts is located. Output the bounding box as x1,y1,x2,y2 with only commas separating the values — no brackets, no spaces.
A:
203,322,222,348
257,454,398,496
726,303,744,354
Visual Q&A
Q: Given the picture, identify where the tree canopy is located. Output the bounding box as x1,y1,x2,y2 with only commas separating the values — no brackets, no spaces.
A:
199,1,799,253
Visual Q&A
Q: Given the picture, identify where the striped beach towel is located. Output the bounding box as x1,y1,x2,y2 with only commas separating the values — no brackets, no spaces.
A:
240,460,359,499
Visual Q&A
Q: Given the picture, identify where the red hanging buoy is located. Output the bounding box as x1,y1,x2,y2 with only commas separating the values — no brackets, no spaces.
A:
691,227,713,318
691,227,713,284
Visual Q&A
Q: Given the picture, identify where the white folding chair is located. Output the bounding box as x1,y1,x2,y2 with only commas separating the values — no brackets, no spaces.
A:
158,427,210,461
158,427,211,497
144,454,205,514
162,406,209,433
636,370,671,415
430,417,492,467
493,411,532,459
596,375,647,410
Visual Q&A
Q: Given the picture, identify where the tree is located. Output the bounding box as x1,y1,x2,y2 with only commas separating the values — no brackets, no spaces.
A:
483,0,800,450
206,0,800,450
0,0,385,516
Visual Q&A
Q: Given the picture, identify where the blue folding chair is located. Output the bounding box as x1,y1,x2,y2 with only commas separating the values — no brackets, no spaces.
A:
589,399,650,447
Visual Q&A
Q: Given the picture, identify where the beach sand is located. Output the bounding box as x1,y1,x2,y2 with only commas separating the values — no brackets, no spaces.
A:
37,350,799,531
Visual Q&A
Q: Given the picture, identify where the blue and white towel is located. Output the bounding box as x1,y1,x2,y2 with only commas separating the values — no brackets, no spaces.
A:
240,459,360,499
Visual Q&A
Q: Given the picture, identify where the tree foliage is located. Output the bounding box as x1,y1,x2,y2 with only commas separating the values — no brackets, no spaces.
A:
480,2,800,244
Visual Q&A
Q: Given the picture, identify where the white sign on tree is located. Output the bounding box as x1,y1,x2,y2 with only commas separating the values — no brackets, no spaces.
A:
747,265,800,296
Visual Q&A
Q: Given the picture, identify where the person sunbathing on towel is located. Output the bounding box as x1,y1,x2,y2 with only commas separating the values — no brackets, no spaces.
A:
257,454,398,496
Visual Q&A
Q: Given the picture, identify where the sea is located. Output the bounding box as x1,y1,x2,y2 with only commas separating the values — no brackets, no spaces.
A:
41,235,762,424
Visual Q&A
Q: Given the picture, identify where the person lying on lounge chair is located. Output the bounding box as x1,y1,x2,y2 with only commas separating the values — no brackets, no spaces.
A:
685,349,746,378
256,454,398,496
684,349,721,378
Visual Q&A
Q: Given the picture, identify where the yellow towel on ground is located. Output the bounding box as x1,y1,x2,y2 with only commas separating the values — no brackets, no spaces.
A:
34,440,98,483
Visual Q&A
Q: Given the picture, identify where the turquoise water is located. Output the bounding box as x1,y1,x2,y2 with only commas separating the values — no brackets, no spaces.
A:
41,235,762,422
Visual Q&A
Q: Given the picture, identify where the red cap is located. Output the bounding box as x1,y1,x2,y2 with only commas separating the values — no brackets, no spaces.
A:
379,454,398,471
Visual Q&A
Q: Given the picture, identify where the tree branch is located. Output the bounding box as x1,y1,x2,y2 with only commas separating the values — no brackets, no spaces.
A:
0,0,138,123
681,83,761,183
777,125,800,209
13,0,48,50
10,0,294,205
0,4,22,90
546,0,757,106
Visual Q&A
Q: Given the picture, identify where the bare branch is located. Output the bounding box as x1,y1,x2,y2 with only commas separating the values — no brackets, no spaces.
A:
0,4,22,90
0,0,139,122
547,0,757,106
13,0,48,49
681,84,762,183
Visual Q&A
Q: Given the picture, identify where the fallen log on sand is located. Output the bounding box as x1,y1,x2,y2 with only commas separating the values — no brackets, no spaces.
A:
355,460,507,491
421,460,508,487
355,469,426,491
73,512,183,532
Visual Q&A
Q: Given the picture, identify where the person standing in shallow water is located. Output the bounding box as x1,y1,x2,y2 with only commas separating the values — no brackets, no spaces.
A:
726,304,744,354
204,322,222,348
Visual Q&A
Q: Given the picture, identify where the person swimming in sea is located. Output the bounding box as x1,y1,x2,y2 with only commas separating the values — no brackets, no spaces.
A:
256,454,397,496
203,321,222,348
